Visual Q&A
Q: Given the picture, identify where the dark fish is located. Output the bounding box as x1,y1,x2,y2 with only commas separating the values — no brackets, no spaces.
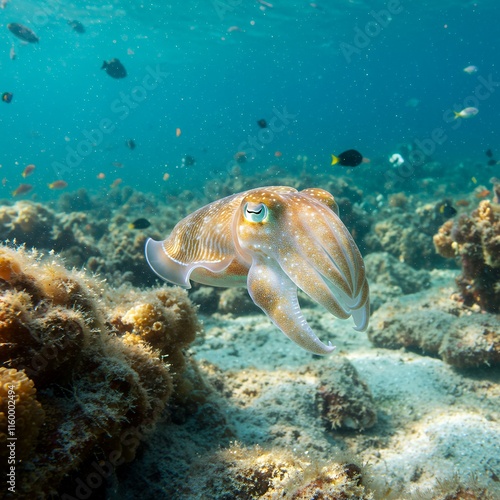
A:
257,118,267,128
486,149,493,158
234,151,247,164
101,58,127,79
182,155,196,167
126,139,136,150
68,20,85,33
2,92,13,103
488,159,497,166
129,218,151,230
436,200,457,218
331,149,363,167
7,23,39,43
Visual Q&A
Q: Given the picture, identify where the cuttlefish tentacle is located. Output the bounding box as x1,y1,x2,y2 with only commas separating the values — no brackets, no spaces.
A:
247,256,335,355
145,186,370,355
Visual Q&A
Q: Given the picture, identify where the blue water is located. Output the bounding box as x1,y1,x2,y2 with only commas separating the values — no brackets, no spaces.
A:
1,0,500,200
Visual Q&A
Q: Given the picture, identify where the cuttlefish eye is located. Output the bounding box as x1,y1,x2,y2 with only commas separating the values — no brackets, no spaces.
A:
243,202,269,223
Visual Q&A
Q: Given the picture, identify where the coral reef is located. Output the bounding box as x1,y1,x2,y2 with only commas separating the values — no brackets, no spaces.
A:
368,285,500,368
185,444,373,499
365,252,431,294
434,199,500,313
0,243,200,497
315,357,377,431
0,368,45,462
365,204,452,270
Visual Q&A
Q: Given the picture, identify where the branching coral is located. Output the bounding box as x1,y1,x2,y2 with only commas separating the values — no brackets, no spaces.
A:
434,200,500,312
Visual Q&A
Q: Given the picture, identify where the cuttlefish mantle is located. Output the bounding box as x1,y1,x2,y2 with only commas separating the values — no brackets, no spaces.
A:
145,186,369,355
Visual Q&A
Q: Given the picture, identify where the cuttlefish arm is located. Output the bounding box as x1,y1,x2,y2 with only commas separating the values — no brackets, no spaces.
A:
145,186,369,355
247,256,335,354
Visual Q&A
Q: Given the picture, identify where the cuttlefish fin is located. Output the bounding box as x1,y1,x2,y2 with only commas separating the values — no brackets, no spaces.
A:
247,257,335,355
145,237,232,288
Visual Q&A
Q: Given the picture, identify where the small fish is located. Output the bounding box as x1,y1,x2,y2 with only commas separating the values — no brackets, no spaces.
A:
7,23,39,43
182,155,196,167
454,107,479,119
485,149,497,166
48,180,68,189
436,200,457,218
176,128,182,137
257,119,267,128
2,92,13,103
274,151,282,157
227,26,243,33
129,218,151,230
112,161,123,168
162,172,170,181
101,58,127,79
331,149,364,167
110,178,123,188
463,65,478,74
9,44,16,60
68,20,85,33
126,139,136,150
12,183,33,196
234,151,247,164
22,164,35,178
455,199,470,207
475,188,490,199
97,172,106,179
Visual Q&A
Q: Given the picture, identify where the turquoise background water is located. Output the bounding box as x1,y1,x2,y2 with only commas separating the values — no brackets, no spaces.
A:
1,0,499,200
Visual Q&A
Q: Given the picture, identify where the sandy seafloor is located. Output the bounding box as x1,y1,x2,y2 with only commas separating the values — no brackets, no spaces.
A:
112,268,500,499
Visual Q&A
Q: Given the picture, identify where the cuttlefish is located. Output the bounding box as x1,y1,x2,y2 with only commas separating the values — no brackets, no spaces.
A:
145,186,369,355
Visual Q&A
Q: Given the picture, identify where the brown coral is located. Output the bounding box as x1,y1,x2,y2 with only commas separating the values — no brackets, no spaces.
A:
0,368,45,463
0,243,199,497
433,200,500,312
108,286,201,376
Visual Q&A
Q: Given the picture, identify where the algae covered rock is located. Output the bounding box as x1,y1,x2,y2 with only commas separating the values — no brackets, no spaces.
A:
368,287,500,369
433,199,500,313
186,443,374,499
315,357,377,431
0,243,201,497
